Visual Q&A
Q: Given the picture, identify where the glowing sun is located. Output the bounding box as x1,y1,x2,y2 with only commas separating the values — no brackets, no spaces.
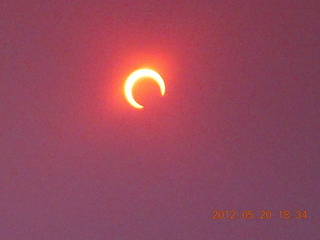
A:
124,69,165,109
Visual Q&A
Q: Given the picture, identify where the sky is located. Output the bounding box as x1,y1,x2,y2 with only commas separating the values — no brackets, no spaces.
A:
1,0,320,239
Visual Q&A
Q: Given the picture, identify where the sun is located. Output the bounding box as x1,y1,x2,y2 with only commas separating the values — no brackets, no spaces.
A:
124,69,165,109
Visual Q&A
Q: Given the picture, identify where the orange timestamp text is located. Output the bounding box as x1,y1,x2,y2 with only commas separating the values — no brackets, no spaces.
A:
212,210,307,220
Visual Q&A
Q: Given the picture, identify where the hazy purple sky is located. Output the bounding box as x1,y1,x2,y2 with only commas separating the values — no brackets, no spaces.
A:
1,0,320,239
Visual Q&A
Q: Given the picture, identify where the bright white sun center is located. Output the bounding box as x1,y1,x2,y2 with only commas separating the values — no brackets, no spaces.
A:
124,69,165,109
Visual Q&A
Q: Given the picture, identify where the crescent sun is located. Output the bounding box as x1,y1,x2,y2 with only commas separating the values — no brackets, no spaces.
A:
124,69,166,109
